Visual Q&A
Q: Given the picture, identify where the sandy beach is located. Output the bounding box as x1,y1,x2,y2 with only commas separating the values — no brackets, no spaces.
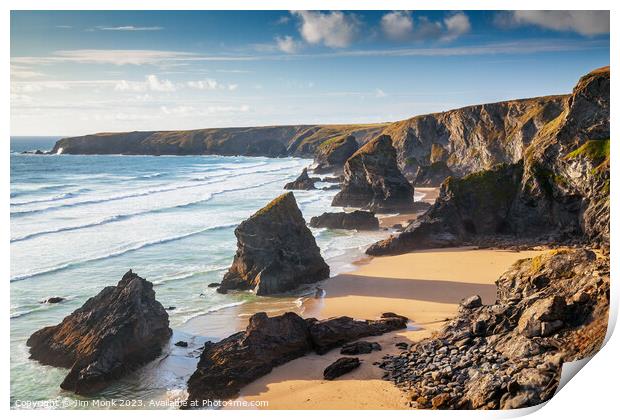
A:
233,246,545,409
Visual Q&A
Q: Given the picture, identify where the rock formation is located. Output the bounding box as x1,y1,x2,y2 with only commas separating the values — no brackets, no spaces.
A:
309,210,379,230
26,270,171,395
340,341,382,355
217,192,329,295
184,311,407,407
332,135,415,212
367,67,610,256
284,168,316,190
313,135,359,173
414,162,454,187
380,249,609,409
323,357,361,380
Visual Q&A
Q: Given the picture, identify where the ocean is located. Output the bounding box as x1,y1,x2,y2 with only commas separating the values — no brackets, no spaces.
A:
10,136,398,408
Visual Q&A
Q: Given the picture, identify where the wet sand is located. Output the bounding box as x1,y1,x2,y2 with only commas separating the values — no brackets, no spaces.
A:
234,247,545,409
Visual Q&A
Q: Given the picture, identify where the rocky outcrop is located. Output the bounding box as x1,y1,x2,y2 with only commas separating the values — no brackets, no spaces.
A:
217,192,329,295
341,341,382,355
307,314,408,355
314,135,359,173
284,168,316,190
26,270,171,395
367,67,610,255
414,162,454,187
309,210,379,230
380,249,609,409
332,135,415,213
323,357,361,380
184,311,408,407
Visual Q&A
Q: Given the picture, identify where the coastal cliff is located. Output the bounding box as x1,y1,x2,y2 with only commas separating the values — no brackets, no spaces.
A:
368,66,610,255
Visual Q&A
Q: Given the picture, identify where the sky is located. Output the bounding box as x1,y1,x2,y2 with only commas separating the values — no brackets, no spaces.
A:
10,10,610,136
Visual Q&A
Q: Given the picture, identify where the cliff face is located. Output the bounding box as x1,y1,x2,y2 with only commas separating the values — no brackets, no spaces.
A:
367,66,610,255
381,95,567,178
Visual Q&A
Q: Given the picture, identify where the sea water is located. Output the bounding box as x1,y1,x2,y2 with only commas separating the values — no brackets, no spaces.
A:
10,137,397,408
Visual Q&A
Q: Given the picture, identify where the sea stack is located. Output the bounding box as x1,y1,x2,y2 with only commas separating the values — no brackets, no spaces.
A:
284,167,316,190
218,192,330,295
332,135,414,212
314,135,359,173
26,270,172,395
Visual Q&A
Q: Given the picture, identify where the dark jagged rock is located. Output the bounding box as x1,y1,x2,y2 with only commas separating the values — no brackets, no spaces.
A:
307,314,408,355
184,311,406,407
207,282,220,288
340,341,381,355
380,249,609,409
175,341,189,347
26,270,171,395
323,357,361,380
218,192,329,295
414,162,454,187
185,312,313,406
41,297,65,304
309,210,379,230
314,135,359,173
284,168,316,190
332,135,414,213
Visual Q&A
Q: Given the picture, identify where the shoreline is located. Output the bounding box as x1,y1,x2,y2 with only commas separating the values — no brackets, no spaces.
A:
232,246,546,409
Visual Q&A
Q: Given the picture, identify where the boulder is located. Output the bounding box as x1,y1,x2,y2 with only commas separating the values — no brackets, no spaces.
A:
308,314,408,355
41,297,65,304
218,192,329,295
323,357,361,380
461,295,482,309
284,168,316,190
340,341,381,355
309,210,379,230
314,135,359,173
175,341,189,347
517,296,567,338
332,135,414,213
26,270,171,395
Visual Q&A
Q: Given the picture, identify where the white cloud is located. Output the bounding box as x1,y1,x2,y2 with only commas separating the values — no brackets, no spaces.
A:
292,11,360,48
275,35,301,53
381,11,413,41
495,11,609,36
11,81,70,93
186,78,238,91
375,88,387,98
97,26,163,31
11,64,44,79
380,11,471,42
160,104,250,116
114,75,176,92
146,74,175,91
442,13,471,41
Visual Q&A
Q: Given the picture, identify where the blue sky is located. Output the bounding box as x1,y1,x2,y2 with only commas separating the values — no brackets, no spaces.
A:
10,10,610,136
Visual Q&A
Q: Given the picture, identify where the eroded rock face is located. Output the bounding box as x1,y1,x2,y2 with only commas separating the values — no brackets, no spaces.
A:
26,270,171,395
284,168,316,190
309,210,379,230
367,67,610,256
314,135,359,173
380,249,609,409
218,192,329,295
184,311,407,407
414,162,454,187
332,135,414,213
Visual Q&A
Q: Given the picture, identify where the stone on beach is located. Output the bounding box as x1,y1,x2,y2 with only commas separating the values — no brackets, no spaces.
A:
323,357,361,380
